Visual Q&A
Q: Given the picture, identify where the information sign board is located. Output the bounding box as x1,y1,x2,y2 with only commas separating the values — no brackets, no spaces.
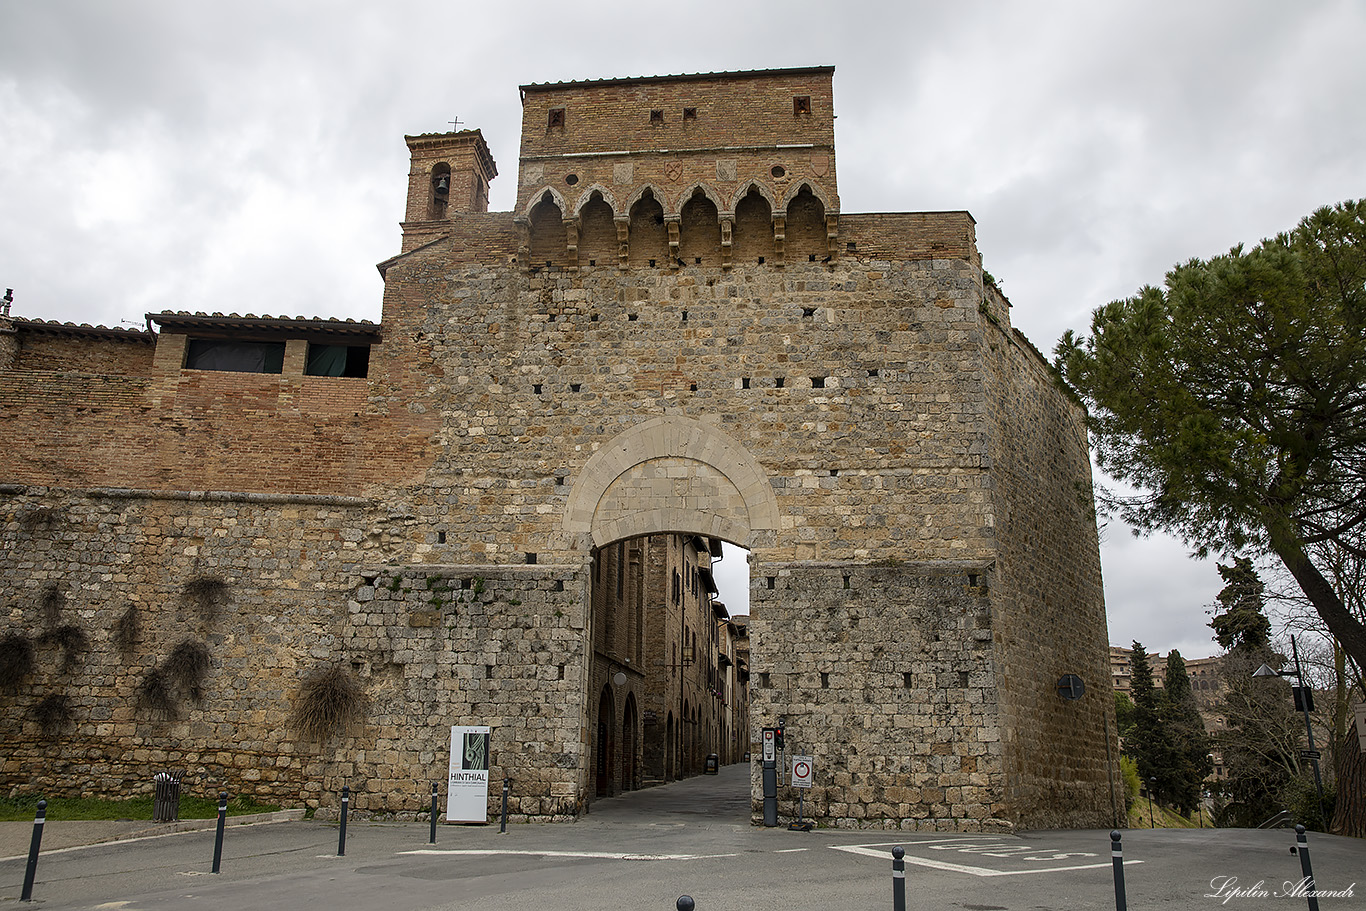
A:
447,725,491,822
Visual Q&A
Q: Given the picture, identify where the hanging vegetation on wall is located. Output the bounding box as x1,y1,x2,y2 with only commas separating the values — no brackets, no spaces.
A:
137,667,177,718
181,577,229,622
39,583,65,624
37,625,89,673
33,694,73,737
291,665,367,742
0,633,35,689
136,638,212,718
112,605,140,655
163,639,211,702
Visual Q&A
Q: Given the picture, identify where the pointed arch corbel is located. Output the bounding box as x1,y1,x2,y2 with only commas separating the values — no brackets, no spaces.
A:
672,182,726,218
730,180,779,214
573,185,620,219
624,184,669,216
521,186,570,221
778,180,837,217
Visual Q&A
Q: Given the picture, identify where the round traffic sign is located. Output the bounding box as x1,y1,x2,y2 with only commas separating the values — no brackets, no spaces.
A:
793,760,811,778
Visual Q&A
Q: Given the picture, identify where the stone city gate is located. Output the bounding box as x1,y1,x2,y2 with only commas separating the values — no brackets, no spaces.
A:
0,67,1118,831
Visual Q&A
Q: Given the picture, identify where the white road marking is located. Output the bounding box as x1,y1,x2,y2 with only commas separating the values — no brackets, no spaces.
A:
400,848,737,861
775,847,810,853
830,843,1143,878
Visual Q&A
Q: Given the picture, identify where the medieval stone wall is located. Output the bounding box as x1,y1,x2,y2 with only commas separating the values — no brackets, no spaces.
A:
0,67,1115,829
371,254,994,569
978,296,1120,828
0,486,366,805
749,562,1007,831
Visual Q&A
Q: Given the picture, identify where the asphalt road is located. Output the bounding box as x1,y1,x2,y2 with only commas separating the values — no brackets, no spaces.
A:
2,764,1362,910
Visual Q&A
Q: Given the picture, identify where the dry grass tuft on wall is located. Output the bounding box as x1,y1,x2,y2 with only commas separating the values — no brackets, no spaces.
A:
37,625,90,673
163,639,211,702
291,665,367,743
137,667,177,719
112,606,140,655
181,577,229,622
33,694,73,737
39,584,65,624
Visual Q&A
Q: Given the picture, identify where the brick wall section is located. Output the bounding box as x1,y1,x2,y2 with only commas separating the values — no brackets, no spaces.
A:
13,332,156,374
0,332,439,495
516,69,837,218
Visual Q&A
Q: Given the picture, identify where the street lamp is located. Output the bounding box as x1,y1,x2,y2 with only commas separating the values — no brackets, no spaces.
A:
1252,634,1326,826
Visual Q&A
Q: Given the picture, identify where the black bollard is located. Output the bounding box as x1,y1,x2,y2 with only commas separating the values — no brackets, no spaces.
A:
892,845,906,911
338,785,350,857
676,896,695,911
211,792,227,873
19,798,46,902
1294,825,1319,911
429,783,438,845
1110,830,1126,911
499,777,509,834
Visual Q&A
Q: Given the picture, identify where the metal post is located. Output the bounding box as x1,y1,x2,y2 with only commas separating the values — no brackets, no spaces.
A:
499,777,509,834
338,785,349,857
761,727,777,826
211,792,227,873
891,845,906,911
429,782,438,845
1294,825,1320,911
1110,830,1127,911
1148,778,1156,828
1290,637,1327,826
19,799,46,902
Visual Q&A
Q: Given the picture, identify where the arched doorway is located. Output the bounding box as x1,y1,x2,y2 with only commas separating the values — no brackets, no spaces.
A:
596,685,614,798
622,693,638,791
665,711,675,780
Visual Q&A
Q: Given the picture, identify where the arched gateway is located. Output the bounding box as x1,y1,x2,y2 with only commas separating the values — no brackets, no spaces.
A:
0,67,1117,832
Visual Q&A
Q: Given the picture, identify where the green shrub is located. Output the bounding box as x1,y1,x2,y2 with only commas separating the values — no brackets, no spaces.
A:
1120,755,1141,811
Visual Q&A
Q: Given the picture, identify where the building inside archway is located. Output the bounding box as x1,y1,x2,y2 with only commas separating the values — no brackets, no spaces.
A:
588,534,748,799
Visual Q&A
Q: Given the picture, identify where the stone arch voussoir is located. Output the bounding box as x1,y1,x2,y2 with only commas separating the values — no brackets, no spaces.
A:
563,416,780,550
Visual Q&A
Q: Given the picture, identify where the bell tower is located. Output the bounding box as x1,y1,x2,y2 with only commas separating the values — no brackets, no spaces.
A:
401,130,498,252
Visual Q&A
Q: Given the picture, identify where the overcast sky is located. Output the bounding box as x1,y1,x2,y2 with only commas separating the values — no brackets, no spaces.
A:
4,0,1363,662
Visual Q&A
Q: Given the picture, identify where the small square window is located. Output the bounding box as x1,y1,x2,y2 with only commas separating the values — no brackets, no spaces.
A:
650,110,664,125
547,107,565,130
794,95,811,116
683,107,697,121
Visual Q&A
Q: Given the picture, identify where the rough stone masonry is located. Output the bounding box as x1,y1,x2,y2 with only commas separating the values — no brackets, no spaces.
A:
0,66,1119,830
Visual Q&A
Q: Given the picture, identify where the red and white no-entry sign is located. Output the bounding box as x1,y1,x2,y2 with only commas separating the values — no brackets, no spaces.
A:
791,755,814,788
